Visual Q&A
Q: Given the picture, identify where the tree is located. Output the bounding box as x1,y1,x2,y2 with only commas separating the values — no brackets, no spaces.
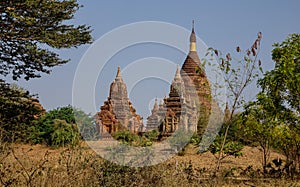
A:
0,80,44,142
29,106,75,145
30,106,95,147
205,32,263,171
257,33,300,173
0,0,92,143
259,33,300,116
242,93,277,172
0,0,92,80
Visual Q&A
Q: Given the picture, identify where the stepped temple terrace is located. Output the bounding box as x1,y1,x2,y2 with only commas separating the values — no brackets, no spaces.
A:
95,24,212,139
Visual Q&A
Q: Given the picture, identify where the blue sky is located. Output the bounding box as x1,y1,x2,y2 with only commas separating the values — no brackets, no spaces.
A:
14,0,300,118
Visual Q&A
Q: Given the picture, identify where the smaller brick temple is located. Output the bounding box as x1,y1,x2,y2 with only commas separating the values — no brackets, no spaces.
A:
146,98,166,131
146,65,198,137
95,67,144,137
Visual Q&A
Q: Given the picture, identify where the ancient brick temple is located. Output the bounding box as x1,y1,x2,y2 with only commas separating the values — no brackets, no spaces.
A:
147,65,199,137
96,23,212,138
146,23,211,137
95,67,144,137
181,23,212,135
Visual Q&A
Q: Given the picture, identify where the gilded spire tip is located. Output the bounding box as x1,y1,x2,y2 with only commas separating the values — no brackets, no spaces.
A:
116,66,122,79
189,21,197,51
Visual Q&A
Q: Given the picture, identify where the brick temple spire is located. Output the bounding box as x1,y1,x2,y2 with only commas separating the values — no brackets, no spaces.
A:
110,66,127,99
190,20,197,52
181,22,201,76
115,66,122,81
180,21,212,135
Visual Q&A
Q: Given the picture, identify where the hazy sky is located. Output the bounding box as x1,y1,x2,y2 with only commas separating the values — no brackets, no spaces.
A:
11,0,300,118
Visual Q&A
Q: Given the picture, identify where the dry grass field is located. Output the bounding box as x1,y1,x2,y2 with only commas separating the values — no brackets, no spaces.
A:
1,142,299,187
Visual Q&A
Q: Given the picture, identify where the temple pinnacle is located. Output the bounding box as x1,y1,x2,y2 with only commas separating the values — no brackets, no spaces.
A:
189,21,197,51
174,65,181,80
115,66,123,81
116,66,121,77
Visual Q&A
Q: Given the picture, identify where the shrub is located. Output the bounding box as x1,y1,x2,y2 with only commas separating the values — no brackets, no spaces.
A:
142,130,159,141
112,130,154,147
50,119,80,147
29,106,94,147
112,130,139,144
209,135,243,160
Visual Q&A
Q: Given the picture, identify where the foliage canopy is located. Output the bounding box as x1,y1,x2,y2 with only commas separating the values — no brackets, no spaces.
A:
0,81,44,142
0,0,92,80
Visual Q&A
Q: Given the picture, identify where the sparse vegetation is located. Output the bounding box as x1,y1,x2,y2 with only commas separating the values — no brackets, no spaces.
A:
0,143,300,186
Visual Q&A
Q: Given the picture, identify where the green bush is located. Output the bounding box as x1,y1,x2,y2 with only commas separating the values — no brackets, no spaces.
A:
112,130,154,147
50,119,80,147
209,135,243,159
112,130,138,144
142,130,159,141
30,106,95,147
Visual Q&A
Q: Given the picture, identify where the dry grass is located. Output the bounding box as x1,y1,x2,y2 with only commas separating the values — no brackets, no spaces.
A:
174,144,285,170
0,142,299,186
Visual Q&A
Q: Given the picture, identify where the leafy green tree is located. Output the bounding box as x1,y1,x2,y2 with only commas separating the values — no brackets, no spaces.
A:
0,0,92,80
112,130,139,145
257,34,300,172
259,33,299,115
0,0,92,143
242,93,277,172
0,80,44,142
112,130,154,147
30,106,95,147
30,106,74,145
273,123,300,175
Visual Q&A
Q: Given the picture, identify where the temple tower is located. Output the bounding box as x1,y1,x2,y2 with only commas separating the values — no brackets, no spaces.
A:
147,22,212,137
96,67,144,137
180,22,212,135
